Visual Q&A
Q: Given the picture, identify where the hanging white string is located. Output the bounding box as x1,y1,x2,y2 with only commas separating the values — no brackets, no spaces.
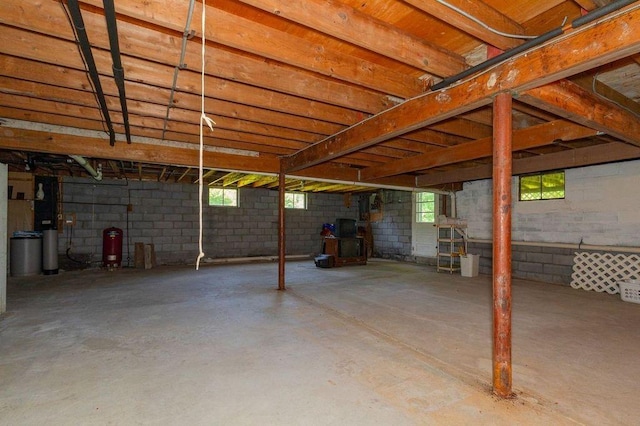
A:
196,0,216,270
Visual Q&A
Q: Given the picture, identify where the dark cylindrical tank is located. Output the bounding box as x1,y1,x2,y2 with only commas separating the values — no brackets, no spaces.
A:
102,227,123,269
10,236,42,277
42,229,59,275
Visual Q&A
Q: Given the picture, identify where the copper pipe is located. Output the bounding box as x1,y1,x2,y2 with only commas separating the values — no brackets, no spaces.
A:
492,92,513,398
277,162,286,291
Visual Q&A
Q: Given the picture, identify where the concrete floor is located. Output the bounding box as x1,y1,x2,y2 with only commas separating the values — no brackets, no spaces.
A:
1,259,638,425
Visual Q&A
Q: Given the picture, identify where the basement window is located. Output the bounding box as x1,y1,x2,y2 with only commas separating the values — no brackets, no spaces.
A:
285,192,306,209
519,171,565,201
415,192,435,223
208,188,238,207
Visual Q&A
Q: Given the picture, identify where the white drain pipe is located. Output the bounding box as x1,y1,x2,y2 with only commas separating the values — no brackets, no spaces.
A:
69,155,103,181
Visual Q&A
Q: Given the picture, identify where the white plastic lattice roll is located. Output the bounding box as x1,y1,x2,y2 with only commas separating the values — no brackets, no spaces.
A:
571,252,640,294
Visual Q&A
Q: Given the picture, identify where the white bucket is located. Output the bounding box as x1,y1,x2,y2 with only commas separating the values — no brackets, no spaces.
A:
460,254,480,277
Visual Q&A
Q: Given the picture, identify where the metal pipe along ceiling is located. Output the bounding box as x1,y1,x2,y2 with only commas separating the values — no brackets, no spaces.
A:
431,0,639,91
103,0,132,144
162,0,197,140
65,0,116,146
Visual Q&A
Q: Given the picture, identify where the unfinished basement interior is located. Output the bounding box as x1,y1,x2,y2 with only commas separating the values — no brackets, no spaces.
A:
1,0,640,424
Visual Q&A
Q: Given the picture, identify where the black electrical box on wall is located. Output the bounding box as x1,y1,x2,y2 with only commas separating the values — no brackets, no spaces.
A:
34,176,58,232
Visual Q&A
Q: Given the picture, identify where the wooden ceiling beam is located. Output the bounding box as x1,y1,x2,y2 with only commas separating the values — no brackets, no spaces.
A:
66,0,423,98
0,125,418,189
234,0,467,77
158,167,167,182
311,183,345,192
459,109,494,127
222,173,245,186
0,94,103,121
519,79,640,147
0,127,279,173
0,74,344,136
202,169,218,180
360,120,598,181
572,0,600,11
282,7,640,173
291,163,417,189
252,176,279,188
571,73,640,116
401,128,470,148
108,160,121,177
0,104,385,168
0,54,362,126
430,118,493,139
381,138,441,154
512,102,559,121
0,92,321,146
0,22,388,115
236,174,264,187
403,0,527,50
417,142,640,187
177,167,192,183
4,0,401,110
0,82,393,166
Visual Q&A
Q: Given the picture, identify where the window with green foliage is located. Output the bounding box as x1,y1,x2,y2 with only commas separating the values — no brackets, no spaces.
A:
519,171,565,201
285,192,306,209
208,188,238,206
415,192,435,223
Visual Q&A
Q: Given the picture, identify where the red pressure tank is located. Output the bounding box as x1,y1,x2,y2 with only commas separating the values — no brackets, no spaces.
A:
102,227,123,269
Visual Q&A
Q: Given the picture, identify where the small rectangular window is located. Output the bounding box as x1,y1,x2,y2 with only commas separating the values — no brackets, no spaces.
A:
415,192,435,223
285,192,306,209
519,171,565,201
208,188,238,206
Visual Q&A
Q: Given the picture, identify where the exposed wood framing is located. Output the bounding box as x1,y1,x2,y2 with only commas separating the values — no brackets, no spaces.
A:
234,0,467,76
282,7,640,173
416,143,640,187
0,126,416,189
360,120,597,181
404,0,527,50
519,80,640,146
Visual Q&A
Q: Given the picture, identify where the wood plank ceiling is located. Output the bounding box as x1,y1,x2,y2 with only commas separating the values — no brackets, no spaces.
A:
1,0,639,192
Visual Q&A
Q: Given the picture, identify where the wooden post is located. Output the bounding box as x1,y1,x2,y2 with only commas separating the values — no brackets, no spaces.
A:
277,162,286,291
492,92,513,398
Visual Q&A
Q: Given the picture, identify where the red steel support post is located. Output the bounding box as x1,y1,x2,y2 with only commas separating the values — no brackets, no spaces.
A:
277,163,286,291
492,92,513,398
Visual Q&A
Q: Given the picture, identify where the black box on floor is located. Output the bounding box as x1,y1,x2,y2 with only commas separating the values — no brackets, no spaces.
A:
314,254,335,268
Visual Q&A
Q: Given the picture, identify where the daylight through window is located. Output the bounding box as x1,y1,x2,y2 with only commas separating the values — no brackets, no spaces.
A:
519,171,565,201
285,192,306,209
208,188,238,206
415,192,435,223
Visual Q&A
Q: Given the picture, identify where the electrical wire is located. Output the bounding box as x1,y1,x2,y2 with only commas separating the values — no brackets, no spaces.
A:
434,0,537,40
291,1,640,156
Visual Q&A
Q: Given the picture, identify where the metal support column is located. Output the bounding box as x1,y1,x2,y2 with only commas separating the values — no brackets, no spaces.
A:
492,92,513,398
277,163,286,291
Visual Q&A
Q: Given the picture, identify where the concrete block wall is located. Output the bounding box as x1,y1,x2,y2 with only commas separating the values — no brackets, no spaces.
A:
369,190,413,260
60,177,357,266
203,187,357,259
457,159,640,284
468,242,577,285
457,160,640,245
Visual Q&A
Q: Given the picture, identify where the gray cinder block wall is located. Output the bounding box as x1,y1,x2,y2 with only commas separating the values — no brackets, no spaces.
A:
457,160,640,285
467,242,577,285
369,190,413,260
60,177,357,266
